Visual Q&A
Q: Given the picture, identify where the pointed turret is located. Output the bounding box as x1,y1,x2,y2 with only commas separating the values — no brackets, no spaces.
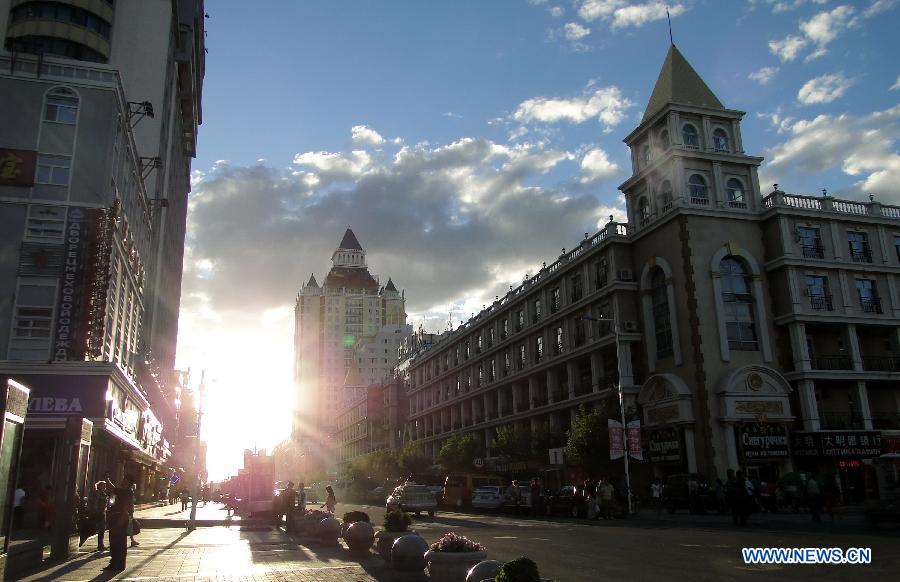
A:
384,277,398,292
305,273,319,288
642,44,724,123
338,227,363,251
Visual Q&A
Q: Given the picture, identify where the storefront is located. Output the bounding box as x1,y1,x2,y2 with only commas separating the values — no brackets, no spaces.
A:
873,434,899,502
790,431,883,502
645,426,686,475
638,374,697,475
736,422,790,483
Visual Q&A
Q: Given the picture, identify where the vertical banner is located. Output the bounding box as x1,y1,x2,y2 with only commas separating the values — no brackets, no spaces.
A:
53,207,90,361
627,420,643,460
608,419,624,460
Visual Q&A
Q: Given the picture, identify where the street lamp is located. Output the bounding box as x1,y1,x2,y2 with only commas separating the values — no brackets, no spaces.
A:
581,315,633,514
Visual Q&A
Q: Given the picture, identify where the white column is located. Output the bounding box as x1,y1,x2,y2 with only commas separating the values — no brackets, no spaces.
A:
511,382,520,413
723,424,739,472
498,389,508,417
846,324,863,371
618,341,635,387
830,223,845,261
483,393,491,420
838,270,853,311
751,274,773,362
731,119,744,153
547,368,558,402
666,277,684,365
566,361,578,398
590,351,602,392
712,161,725,206
856,381,873,430
641,290,657,373
471,399,478,425
789,322,811,371
484,428,493,457
711,272,730,362
798,380,820,431
684,427,698,473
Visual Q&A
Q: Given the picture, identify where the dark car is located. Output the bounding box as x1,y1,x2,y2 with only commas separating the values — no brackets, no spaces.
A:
544,485,586,518
663,474,717,514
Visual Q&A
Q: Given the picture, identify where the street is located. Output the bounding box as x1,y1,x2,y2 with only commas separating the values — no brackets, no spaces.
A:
16,501,899,581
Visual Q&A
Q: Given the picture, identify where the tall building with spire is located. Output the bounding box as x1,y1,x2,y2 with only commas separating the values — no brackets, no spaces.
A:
293,228,410,457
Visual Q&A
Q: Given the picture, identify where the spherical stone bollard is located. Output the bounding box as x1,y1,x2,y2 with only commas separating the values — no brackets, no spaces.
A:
317,517,342,545
345,521,375,553
391,533,429,572
466,560,503,582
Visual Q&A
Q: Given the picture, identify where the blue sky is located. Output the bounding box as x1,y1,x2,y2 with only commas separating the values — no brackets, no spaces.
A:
185,0,900,478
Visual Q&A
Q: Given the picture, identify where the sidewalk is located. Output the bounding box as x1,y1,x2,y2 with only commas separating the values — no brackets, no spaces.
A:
19,526,384,581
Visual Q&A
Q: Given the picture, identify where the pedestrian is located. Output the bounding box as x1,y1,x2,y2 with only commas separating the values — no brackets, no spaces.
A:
598,479,615,520
713,478,726,514
91,481,110,552
297,482,307,512
128,483,140,547
104,475,134,572
282,482,296,531
651,479,663,516
180,489,189,511
12,485,25,529
807,476,822,523
725,469,741,526
585,479,598,519
321,485,336,514
530,479,542,517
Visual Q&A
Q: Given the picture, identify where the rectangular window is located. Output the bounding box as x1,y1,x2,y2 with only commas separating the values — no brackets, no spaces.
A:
8,281,56,360
804,275,833,311
551,288,560,313
571,274,583,302
797,226,823,259
25,205,66,242
555,327,564,355
894,235,900,262
518,345,526,369
533,299,542,323
535,336,544,361
855,279,881,313
516,309,524,332
35,155,70,186
44,95,78,124
501,319,509,339
847,231,872,263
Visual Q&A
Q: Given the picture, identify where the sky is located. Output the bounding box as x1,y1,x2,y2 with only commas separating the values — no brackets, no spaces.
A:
180,0,900,480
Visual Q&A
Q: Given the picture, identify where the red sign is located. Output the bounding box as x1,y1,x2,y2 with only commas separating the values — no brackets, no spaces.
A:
0,148,37,187
608,419,624,460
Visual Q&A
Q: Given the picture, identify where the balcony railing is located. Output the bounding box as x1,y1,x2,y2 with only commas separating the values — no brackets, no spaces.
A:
860,298,882,314
552,390,568,403
849,246,872,263
500,407,512,416
801,243,825,259
808,294,833,311
819,412,864,430
762,191,900,219
574,384,592,397
862,355,900,372
531,397,548,408
810,355,853,370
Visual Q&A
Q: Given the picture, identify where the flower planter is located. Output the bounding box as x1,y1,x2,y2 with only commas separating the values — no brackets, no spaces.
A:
374,529,415,562
317,517,342,545
391,534,429,572
425,550,488,582
345,521,375,553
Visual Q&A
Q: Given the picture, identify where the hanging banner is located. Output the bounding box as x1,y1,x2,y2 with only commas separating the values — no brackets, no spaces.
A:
608,419,624,460
627,420,643,460
53,207,90,361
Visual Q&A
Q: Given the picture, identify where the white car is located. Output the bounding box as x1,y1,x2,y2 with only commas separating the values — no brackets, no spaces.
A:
472,486,507,510
386,484,437,516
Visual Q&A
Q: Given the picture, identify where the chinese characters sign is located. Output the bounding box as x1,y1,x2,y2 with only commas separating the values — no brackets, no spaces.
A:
791,431,882,458
0,148,36,187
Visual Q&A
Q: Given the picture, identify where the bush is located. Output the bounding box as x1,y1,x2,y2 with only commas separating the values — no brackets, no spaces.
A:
496,557,540,582
383,509,412,532
342,511,370,524
428,531,485,552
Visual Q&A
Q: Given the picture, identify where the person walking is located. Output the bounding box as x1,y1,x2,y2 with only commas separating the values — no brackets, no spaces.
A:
104,476,134,572
321,486,336,514
127,483,140,547
598,479,615,520
807,476,822,523
180,489,189,512
297,482,307,512
584,479,597,520
282,482,296,531
12,485,25,529
651,479,663,516
529,479,542,517
91,481,110,552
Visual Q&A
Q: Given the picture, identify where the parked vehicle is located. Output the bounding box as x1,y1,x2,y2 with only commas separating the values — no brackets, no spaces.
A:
503,485,532,510
442,473,504,508
544,485,586,518
663,474,717,514
386,484,437,516
472,486,507,510
405,474,445,503
366,486,385,503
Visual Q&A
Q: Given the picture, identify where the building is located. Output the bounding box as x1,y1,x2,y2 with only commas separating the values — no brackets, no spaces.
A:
403,44,900,501
293,228,410,462
0,0,205,504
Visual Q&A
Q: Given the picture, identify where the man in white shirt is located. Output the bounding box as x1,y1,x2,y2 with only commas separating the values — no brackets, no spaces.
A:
12,486,25,528
651,479,663,515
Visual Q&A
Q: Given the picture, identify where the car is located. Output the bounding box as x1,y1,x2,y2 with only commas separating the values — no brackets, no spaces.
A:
386,484,437,516
503,484,532,510
544,485,587,518
662,473,717,514
472,486,507,510
366,486,385,503
404,474,445,503
442,473,504,508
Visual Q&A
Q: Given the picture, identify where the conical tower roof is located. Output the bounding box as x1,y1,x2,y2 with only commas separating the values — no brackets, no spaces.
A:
305,273,319,288
385,277,398,292
338,227,363,251
642,44,725,123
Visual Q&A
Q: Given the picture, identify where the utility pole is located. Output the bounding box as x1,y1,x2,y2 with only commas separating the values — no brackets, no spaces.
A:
188,371,205,530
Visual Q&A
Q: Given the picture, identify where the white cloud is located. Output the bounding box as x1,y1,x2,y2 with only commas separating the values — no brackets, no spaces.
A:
577,0,686,29
757,109,796,134
749,66,779,85
580,148,619,182
564,22,591,40
891,75,900,91
799,5,856,46
764,105,900,202
292,150,373,176
754,0,828,13
863,0,897,17
797,73,853,105
550,6,564,17
768,35,809,62
512,85,635,131
350,124,386,146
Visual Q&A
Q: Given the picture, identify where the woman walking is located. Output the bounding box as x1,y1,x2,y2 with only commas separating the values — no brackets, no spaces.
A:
91,481,110,552
321,486,336,514
104,476,134,572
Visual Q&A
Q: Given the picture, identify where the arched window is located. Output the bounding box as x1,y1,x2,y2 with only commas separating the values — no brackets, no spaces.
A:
44,86,79,124
659,129,670,147
726,178,746,208
638,197,651,225
713,128,729,152
659,180,673,212
720,257,758,351
688,174,708,205
641,145,651,165
651,267,673,358
682,124,699,147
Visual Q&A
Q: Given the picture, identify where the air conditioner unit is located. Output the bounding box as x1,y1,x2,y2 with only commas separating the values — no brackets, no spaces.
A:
624,321,639,332
617,269,634,281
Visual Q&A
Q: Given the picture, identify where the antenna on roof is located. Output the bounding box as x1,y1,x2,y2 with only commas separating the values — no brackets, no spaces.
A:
666,6,674,45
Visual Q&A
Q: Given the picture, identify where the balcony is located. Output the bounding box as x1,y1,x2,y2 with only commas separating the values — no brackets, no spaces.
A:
574,384,592,397
801,243,825,259
808,294,833,311
553,343,564,356
531,397,548,408
860,298,882,314
500,407,512,416
849,244,872,263
862,355,900,372
819,412,864,430
552,390,568,403
810,355,853,371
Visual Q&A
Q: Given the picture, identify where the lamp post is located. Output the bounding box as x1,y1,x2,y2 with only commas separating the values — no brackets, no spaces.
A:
582,315,633,514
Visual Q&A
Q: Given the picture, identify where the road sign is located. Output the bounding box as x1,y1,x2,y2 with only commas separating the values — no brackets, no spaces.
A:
548,448,564,465
473,457,484,468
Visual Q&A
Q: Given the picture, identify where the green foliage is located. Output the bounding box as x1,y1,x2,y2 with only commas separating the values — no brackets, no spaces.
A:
398,443,431,474
437,433,480,471
492,425,532,460
496,557,541,582
531,421,566,455
348,449,401,484
382,509,412,532
564,403,611,476
342,511,370,524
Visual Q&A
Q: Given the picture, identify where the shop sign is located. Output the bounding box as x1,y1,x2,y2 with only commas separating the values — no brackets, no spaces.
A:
28,396,83,413
53,207,90,361
881,435,900,456
0,148,36,187
738,423,790,461
791,431,882,458
647,427,682,463
21,377,106,417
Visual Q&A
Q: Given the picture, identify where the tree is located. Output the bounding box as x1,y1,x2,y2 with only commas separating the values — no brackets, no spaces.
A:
492,425,531,460
531,422,566,457
437,433,480,471
398,443,431,475
564,403,612,477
